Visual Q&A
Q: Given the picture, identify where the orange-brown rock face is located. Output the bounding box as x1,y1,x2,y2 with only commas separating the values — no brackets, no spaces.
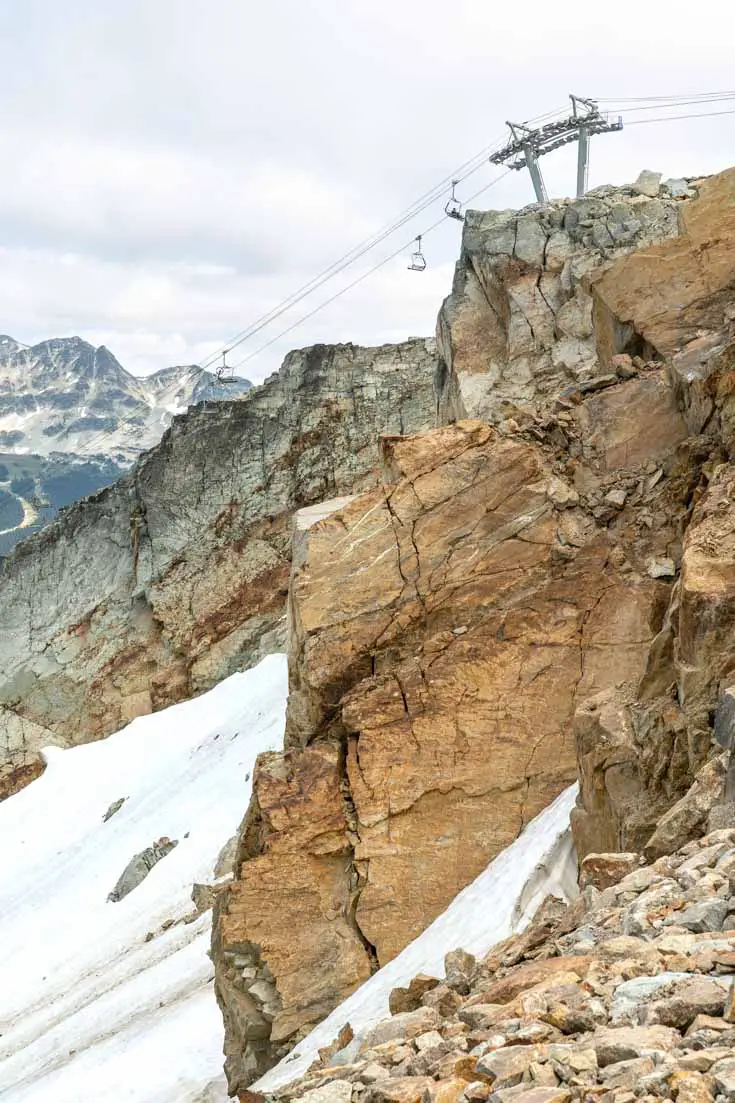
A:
592,169,735,367
569,168,735,863
217,376,690,1090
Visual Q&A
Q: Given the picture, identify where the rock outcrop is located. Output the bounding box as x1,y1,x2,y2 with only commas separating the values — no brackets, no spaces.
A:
0,339,457,795
437,179,689,422
215,361,694,1090
215,168,735,1094
256,827,735,1103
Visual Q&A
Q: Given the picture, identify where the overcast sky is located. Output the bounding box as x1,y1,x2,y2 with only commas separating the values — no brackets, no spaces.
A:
1,0,733,382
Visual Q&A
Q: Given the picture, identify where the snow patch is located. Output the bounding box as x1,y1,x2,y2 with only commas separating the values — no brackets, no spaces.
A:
256,784,579,1093
0,653,289,1103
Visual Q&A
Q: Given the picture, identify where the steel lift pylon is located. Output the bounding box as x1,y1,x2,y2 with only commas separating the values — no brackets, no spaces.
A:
490,95,623,204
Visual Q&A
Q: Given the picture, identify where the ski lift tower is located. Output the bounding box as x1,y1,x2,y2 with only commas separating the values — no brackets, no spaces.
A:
489,95,623,204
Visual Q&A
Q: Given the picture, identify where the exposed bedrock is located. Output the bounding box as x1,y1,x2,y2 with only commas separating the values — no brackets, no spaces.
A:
0,339,459,793
436,178,688,422
216,168,735,1093
215,358,693,1090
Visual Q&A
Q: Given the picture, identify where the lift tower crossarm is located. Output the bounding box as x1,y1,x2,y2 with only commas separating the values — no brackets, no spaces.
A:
490,97,623,201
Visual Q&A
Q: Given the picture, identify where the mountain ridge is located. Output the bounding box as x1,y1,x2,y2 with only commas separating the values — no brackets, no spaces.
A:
0,333,252,462
0,334,253,553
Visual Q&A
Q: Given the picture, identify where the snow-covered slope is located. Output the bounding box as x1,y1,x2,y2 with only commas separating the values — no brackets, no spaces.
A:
0,646,578,1101
0,335,251,463
257,784,579,1094
0,653,288,1103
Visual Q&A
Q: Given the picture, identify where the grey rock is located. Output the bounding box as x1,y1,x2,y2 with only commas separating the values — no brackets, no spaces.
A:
102,796,126,822
633,171,663,198
715,689,735,752
293,1082,353,1103
610,973,691,1023
437,184,684,423
107,836,178,902
675,899,730,933
663,178,696,199
711,1057,735,1100
647,558,676,580
361,1007,440,1051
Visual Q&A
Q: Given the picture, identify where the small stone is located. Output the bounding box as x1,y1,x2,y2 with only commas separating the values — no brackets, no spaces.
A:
492,1090,570,1103
431,1078,471,1103
592,1025,681,1066
725,978,735,1023
475,1047,537,1088
600,1056,655,1090
669,1070,715,1103
686,1013,733,1036
546,476,579,509
645,975,732,1029
677,899,730,933
415,1030,444,1052
390,975,440,1015
462,1083,491,1102
633,170,663,197
362,1009,440,1051
363,1077,434,1103
604,487,627,509
423,985,463,1018
458,1005,506,1031
611,354,635,379
710,1057,735,1100
107,836,179,903
362,1065,391,1084
295,1082,353,1103
445,949,477,994
663,178,696,199
580,853,641,891
103,796,126,822
647,558,676,579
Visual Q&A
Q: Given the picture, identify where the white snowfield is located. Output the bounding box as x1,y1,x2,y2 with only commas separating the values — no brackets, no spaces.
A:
257,783,579,1094
0,654,289,1103
0,646,578,1103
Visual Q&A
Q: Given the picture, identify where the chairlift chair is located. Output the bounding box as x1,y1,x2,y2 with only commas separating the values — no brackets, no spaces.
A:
216,350,237,384
444,180,464,221
408,235,427,272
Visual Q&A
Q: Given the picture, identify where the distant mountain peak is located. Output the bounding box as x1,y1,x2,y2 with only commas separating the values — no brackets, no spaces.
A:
0,336,253,464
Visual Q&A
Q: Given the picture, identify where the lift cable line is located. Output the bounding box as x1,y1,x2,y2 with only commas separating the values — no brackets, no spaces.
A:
624,107,735,126
195,104,575,372
195,130,514,370
232,169,513,370
186,89,735,378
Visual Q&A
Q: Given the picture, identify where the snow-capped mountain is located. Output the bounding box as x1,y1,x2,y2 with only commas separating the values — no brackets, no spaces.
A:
0,335,252,464
0,335,252,554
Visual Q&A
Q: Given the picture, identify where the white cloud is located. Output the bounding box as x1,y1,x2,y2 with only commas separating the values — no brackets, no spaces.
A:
0,0,733,381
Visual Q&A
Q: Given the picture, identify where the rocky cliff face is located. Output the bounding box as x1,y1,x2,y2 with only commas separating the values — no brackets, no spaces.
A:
214,168,735,1095
0,339,457,796
437,180,686,422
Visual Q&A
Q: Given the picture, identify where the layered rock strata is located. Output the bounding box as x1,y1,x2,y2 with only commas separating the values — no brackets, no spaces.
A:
0,340,457,794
